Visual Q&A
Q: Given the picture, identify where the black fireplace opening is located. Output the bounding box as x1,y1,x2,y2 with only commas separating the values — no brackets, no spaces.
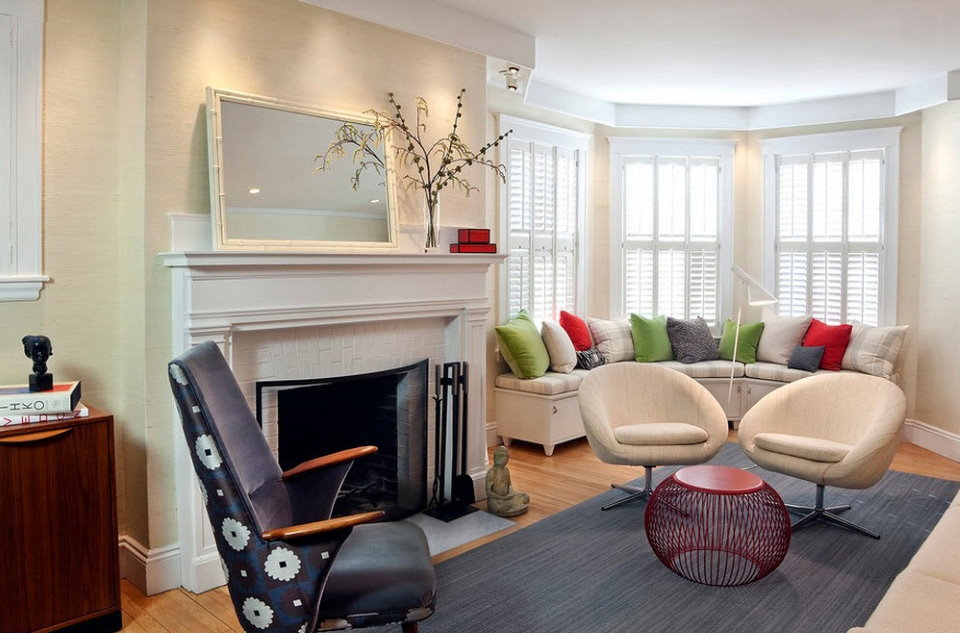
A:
256,359,428,521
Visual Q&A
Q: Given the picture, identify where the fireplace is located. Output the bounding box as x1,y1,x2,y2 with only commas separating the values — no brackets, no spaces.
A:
256,360,428,520
163,229,503,593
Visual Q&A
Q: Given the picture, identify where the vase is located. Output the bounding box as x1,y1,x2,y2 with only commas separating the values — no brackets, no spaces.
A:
423,193,440,252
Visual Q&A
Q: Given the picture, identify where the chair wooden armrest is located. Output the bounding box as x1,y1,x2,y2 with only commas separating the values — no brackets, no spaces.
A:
262,510,385,541
281,445,378,480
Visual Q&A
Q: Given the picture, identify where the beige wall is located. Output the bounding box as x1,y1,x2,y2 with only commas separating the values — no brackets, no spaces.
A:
137,0,489,546
0,0,131,534
1,0,489,552
916,101,960,435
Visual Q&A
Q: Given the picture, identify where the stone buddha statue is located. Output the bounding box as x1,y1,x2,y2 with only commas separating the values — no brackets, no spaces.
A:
486,445,530,517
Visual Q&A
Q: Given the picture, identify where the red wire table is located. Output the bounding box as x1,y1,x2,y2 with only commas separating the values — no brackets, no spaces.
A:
644,465,791,586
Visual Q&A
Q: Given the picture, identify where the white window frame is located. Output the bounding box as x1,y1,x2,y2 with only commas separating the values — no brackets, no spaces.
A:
761,127,901,326
498,114,589,322
0,0,44,301
609,137,735,326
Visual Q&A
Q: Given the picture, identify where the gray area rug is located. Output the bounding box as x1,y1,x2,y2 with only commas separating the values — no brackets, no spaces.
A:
404,510,515,556
372,443,959,633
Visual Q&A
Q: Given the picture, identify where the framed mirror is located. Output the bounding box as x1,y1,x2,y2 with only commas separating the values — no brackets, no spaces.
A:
206,88,399,251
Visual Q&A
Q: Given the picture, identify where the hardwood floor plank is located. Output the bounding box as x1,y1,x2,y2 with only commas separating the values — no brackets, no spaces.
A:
116,436,959,632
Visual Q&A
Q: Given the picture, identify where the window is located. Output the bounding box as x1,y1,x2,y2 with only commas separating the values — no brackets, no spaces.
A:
762,128,900,326
500,116,588,322
610,139,735,329
0,0,44,301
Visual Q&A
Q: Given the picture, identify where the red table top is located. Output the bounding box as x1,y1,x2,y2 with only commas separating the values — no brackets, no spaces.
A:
673,465,764,494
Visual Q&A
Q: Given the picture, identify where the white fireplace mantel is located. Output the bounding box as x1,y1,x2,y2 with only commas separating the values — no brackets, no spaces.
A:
161,249,505,592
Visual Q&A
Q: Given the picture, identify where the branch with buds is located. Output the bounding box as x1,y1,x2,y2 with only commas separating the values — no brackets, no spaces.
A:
315,89,512,248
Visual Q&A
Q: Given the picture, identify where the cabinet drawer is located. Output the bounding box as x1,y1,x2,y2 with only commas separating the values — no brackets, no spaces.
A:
0,420,118,633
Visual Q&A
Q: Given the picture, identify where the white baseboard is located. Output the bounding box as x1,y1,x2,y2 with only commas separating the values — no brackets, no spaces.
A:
119,536,182,596
486,420,500,448
188,550,228,594
902,419,960,463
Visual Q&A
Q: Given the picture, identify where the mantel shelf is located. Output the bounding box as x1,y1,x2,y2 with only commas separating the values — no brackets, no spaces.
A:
160,251,506,270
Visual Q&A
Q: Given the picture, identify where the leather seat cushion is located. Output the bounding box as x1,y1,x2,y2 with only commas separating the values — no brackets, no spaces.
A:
754,432,853,463
613,422,708,446
319,521,436,619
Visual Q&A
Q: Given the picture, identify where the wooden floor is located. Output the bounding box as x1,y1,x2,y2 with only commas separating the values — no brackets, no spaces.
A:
117,433,960,633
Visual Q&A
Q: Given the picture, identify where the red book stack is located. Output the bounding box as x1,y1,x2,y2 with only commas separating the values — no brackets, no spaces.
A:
451,228,498,253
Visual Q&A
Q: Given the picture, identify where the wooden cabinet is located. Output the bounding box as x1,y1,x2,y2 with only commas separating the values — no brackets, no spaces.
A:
0,410,121,633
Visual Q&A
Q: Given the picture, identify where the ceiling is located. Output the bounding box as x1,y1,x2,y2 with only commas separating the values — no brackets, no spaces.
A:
300,0,960,127
433,0,960,107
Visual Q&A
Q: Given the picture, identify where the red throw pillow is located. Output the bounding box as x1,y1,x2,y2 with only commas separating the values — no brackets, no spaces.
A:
802,318,853,371
559,311,593,351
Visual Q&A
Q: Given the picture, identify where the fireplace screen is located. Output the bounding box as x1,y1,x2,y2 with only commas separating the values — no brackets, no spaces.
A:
256,359,428,520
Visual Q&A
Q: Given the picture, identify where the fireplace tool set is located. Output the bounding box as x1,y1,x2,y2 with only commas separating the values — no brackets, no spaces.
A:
426,361,478,522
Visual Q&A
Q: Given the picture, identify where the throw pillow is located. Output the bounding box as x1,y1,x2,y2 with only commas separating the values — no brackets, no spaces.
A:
841,323,909,380
666,316,720,364
718,319,765,364
559,311,593,351
756,310,812,364
629,314,673,362
541,321,577,374
575,348,606,370
586,317,635,364
801,318,853,371
495,310,550,379
787,345,825,372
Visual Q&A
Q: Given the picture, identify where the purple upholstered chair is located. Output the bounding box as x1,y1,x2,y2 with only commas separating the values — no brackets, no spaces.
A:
168,341,435,633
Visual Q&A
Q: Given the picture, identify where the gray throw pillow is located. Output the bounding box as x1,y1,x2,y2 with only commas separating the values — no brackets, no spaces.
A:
666,317,720,364
787,345,825,372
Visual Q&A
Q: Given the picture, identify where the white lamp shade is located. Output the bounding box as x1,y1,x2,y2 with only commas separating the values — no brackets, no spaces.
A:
732,265,778,306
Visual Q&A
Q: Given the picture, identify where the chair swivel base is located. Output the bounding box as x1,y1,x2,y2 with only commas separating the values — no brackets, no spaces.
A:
785,484,880,539
602,466,655,511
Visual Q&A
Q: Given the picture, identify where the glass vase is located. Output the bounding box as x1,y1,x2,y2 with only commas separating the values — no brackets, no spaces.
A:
423,193,440,252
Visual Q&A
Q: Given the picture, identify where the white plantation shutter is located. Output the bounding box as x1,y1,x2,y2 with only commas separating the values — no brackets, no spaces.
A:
504,132,582,322
774,148,885,326
621,154,723,328
507,143,532,318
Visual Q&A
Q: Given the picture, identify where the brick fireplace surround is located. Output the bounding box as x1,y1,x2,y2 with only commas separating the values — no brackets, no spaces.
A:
162,215,503,593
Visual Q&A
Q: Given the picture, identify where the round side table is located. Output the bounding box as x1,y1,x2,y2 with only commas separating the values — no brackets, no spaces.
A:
644,464,791,586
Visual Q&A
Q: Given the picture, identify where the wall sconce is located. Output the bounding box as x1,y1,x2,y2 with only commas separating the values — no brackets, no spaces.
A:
500,66,521,92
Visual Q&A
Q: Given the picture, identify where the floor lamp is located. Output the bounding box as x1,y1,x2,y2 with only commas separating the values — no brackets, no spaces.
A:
728,265,779,403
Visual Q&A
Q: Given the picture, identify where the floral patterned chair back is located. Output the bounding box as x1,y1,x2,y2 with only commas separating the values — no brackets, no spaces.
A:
169,341,347,633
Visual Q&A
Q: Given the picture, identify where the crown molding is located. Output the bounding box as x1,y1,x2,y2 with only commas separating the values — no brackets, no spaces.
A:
297,0,535,68
524,72,960,130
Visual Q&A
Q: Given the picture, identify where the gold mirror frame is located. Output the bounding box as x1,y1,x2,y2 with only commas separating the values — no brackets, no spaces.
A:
206,87,400,252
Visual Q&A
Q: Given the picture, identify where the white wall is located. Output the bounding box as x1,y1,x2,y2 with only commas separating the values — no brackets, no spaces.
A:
916,101,960,437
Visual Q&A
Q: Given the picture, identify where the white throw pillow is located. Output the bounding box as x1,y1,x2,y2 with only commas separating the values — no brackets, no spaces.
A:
586,317,635,364
756,310,812,365
841,323,908,380
541,321,577,374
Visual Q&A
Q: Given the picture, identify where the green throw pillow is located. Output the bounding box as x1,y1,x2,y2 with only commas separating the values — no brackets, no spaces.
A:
718,319,765,364
629,314,673,362
496,310,550,379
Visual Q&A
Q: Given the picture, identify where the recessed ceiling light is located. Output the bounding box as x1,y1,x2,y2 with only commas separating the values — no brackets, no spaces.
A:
369,198,381,204
248,188,261,195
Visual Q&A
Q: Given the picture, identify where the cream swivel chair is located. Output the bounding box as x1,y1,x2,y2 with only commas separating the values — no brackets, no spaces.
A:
738,372,906,539
578,363,729,510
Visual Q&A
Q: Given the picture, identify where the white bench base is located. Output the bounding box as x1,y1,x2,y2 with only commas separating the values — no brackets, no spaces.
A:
494,387,585,456
494,376,788,455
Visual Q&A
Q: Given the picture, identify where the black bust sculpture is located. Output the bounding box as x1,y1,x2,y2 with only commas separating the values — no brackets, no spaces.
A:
22,334,53,391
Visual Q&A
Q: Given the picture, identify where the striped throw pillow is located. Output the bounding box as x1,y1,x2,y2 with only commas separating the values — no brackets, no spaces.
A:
841,324,908,380
586,317,635,364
